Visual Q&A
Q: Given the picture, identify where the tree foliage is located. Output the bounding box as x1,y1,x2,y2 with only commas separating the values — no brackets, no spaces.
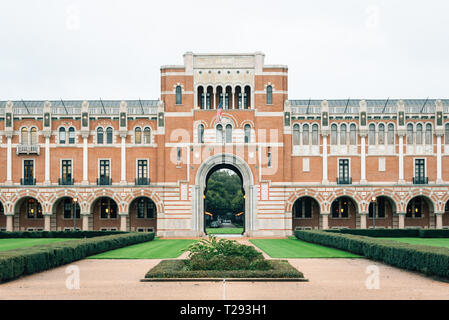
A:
205,169,244,216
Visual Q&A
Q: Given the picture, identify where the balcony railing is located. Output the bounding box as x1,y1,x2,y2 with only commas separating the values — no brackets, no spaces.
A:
21,178,36,186
337,177,352,185
58,178,74,186
97,177,111,186
135,177,150,186
17,144,40,155
413,177,428,185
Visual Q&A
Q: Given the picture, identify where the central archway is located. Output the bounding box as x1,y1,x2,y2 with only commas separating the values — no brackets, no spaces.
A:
194,154,256,237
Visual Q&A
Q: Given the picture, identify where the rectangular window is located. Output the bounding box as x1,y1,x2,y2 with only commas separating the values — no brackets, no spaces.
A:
415,159,425,181
61,160,72,183
99,160,110,185
23,160,34,185
339,159,349,181
137,160,148,180
267,147,272,168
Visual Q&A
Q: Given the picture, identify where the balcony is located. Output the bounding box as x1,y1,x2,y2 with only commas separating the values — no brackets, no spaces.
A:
59,178,74,186
21,178,36,186
413,177,428,185
97,177,112,186
135,177,150,186
337,177,352,185
17,144,40,155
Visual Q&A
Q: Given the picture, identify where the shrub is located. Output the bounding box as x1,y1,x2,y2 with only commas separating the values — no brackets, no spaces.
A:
0,231,128,239
295,230,449,279
419,229,449,238
0,232,155,283
325,229,420,238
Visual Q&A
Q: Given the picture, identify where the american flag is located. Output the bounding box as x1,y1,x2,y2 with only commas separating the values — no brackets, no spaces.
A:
216,101,223,123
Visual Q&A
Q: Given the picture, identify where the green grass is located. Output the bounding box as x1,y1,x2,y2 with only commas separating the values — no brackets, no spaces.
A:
250,237,362,258
379,237,449,249
206,228,244,235
0,238,78,252
88,238,197,259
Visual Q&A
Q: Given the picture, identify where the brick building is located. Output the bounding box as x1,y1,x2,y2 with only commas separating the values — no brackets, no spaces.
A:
0,52,449,237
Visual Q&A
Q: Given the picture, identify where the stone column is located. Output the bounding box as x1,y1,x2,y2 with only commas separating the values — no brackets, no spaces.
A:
82,213,90,231
360,213,367,229
321,213,329,230
230,88,234,110
44,136,51,185
44,214,51,231
6,215,13,232
120,135,127,184
322,135,328,184
360,135,367,183
120,214,128,232
398,213,405,229
212,88,216,110
6,136,12,184
82,136,89,185
436,134,443,183
398,135,405,183
436,213,443,229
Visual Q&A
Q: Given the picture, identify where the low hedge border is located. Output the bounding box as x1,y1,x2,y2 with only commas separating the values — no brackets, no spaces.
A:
325,228,449,238
0,232,155,283
145,259,305,280
295,230,449,279
0,231,128,239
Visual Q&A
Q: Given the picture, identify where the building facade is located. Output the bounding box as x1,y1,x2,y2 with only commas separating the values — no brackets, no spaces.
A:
0,52,449,237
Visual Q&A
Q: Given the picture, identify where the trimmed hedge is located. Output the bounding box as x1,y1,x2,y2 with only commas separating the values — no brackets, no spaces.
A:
0,232,155,283
145,259,305,279
295,230,449,279
0,231,128,239
325,229,420,238
419,229,449,238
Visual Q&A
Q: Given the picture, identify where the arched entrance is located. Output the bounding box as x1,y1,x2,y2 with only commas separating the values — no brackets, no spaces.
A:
0,202,5,231
128,197,157,233
405,196,434,228
194,154,256,237
329,196,357,229
292,196,320,230
204,165,245,235
367,196,396,228
91,197,120,231
52,197,81,231
14,197,44,231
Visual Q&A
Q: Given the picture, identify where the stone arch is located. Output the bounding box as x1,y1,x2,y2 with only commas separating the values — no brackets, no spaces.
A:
47,189,86,214
326,189,363,214
122,189,165,215
85,190,123,214
362,189,399,213
401,190,436,213
194,153,256,237
285,189,325,213
12,191,48,214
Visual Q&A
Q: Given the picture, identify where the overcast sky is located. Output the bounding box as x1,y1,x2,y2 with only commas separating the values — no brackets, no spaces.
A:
0,0,448,101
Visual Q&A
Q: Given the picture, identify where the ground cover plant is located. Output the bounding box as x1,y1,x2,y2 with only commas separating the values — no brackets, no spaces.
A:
145,236,304,279
250,237,361,258
89,238,197,259
205,228,244,235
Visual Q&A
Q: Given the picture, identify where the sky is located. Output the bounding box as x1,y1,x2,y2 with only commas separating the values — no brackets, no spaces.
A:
0,0,448,101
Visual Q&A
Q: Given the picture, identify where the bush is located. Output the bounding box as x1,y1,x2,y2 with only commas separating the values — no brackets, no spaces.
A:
295,230,449,279
325,229,420,238
0,232,155,283
0,231,128,239
419,229,449,238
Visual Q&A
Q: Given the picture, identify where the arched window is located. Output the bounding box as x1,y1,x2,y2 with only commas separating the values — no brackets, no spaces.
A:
387,124,394,145
144,127,151,144
445,124,449,145
293,124,300,146
97,127,104,144
425,123,432,145
349,124,356,145
368,124,375,145
244,124,251,143
378,124,385,145
59,127,66,144
225,124,232,143
30,127,37,145
68,127,75,144
135,127,142,144
312,124,319,145
106,127,113,144
303,124,309,145
216,124,223,143
21,127,28,145
340,124,347,145
176,86,182,105
198,124,204,144
416,123,423,145
407,124,414,145
266,85,273,105
331,124,338,145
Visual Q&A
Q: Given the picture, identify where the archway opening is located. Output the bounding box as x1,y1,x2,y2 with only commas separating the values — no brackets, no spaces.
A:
128,197,157,233
53,197,81,231
292,196,320,231
406,196,433,228
330,196,357,229
14,197,44,231
367,196,396,229
0,202,5,231
91,197,119,231
204,165,245,235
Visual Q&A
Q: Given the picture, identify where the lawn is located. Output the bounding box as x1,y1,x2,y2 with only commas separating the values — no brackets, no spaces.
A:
0,238,78,252
379,237,449,249
89,238,197,259
250,237,362,258
206,228,244,235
